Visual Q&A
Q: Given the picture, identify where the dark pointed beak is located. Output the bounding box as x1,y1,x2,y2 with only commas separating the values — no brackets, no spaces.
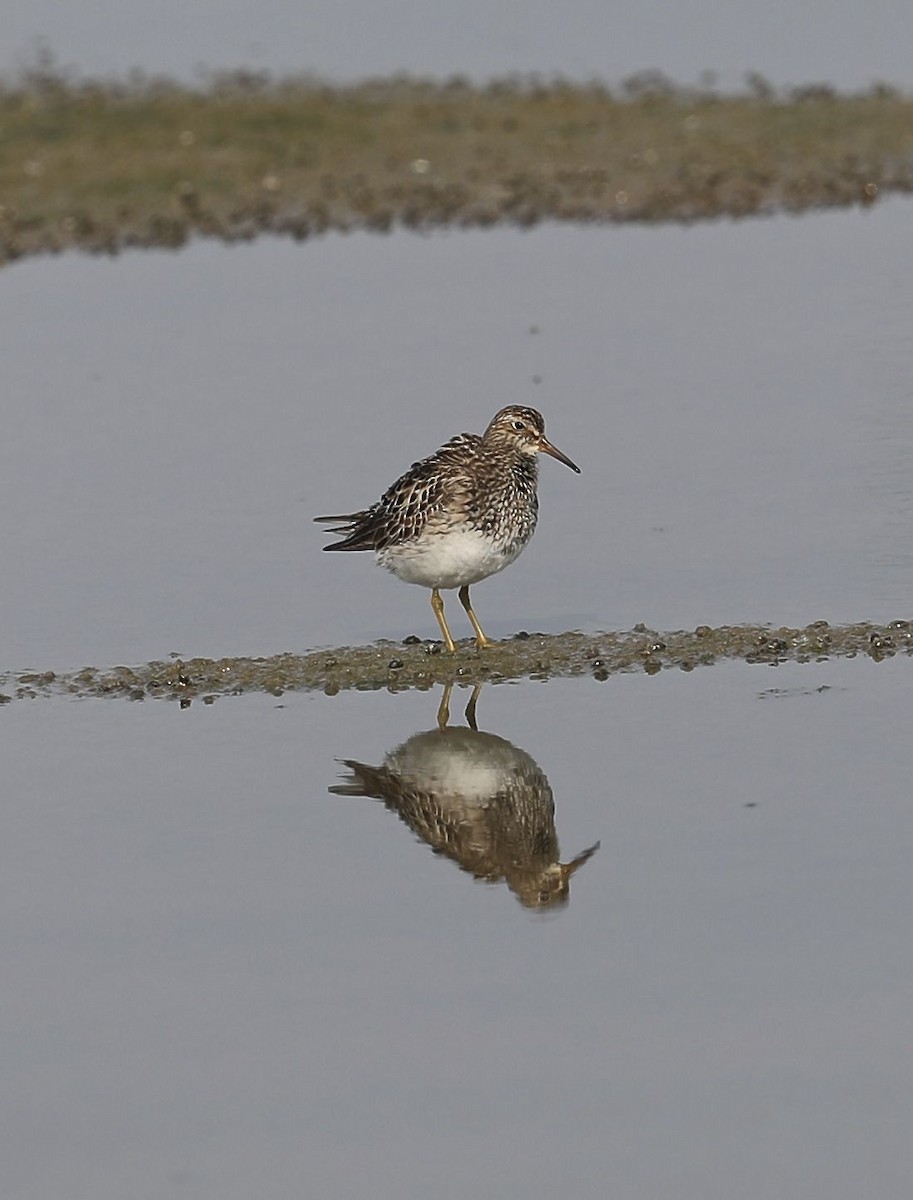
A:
561,841,601,880
538,436,581,473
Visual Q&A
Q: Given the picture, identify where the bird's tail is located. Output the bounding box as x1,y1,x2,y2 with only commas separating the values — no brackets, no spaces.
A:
328,759,390,798
314,509,378,550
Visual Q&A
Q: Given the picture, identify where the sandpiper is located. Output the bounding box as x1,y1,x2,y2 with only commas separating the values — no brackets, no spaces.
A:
315,405,580,651
329,684,600,908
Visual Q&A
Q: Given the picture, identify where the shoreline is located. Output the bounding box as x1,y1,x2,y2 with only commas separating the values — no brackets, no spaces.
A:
2,74,912,266
4,619,909,704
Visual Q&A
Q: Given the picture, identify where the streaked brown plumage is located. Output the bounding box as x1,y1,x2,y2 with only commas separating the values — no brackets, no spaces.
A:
329,699,600,908
316,405,580,650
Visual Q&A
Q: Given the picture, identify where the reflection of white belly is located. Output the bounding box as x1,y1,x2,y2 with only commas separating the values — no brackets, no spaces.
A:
378,527,527,590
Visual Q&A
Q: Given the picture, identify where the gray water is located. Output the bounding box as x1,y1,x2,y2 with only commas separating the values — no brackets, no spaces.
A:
4,0,911,91
5,660,913,1198
2,201,913,668
4,201,913,1199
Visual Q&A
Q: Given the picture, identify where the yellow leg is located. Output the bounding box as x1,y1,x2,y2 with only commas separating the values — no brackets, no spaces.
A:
437,682,481,731
437,681,453,729
458,585,491,648
430,587,457,653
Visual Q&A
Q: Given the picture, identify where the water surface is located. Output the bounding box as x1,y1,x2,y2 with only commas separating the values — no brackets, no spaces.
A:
4,201,913,1199
4,657,913,1198
4,0,911,90
2,200,913,668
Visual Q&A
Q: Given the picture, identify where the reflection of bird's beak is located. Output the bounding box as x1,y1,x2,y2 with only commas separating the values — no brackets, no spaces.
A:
560,841,601,881
538,436,581,474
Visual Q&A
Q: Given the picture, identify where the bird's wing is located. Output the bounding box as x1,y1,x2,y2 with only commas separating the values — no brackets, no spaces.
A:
317,433,480,552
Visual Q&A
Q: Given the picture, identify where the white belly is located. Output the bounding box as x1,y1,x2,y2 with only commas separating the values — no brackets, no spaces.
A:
377,527,527,590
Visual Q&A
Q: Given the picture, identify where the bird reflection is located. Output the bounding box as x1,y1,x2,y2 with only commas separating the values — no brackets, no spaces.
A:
329,684,599,909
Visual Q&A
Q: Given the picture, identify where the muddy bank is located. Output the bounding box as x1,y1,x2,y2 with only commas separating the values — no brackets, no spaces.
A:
2,619,909,704
2,73,912,265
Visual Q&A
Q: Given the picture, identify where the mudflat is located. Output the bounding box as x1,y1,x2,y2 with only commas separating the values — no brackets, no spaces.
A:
2,71,911,264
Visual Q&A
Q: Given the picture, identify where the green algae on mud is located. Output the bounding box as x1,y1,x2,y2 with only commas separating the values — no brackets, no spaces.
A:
1,71,912,266
2,619,910,705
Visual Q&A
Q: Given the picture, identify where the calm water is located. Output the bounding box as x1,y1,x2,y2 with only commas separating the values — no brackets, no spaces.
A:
2,201,913,668
4,659,913,1198
4,0,911,90
4,201,913,1199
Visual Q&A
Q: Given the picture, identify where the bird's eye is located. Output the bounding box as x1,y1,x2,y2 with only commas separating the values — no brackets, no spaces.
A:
512,420,525,431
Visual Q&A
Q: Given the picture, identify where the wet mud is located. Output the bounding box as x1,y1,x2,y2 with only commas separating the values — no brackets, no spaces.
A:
3,618,910,705
2,72,912,266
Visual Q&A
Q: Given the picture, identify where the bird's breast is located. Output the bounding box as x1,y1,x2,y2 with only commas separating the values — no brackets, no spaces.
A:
377,523,531,589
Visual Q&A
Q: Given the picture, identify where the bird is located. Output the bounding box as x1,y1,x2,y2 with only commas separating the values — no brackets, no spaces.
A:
315,405,580,651
329,684,600,908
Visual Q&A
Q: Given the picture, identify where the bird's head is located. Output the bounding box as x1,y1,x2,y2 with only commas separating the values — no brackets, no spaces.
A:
483,406,580,473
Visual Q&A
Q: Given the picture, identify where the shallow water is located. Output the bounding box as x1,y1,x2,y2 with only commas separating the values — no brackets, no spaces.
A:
4,202,913,1199
5,0,912,89
3,200,913,669
4,657,913,1198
